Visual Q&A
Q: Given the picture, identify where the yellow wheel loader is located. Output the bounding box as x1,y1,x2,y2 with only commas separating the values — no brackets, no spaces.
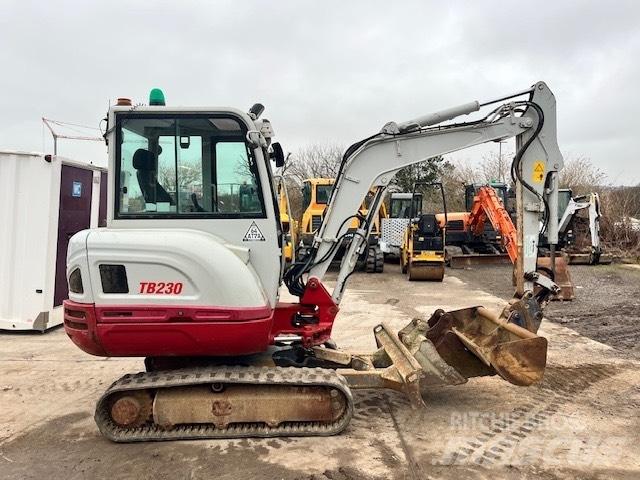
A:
400,182,447,281
298,178,386,273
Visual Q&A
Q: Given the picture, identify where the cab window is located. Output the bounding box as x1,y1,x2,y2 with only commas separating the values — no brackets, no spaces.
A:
316,184,333,204
302,182,312,210
115,115,265,218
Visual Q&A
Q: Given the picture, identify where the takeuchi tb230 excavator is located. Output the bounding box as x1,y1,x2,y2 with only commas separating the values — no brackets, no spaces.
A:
63,82,564,442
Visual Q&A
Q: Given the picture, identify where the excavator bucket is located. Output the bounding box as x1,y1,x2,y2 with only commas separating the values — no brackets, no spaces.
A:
398,305,547,388
537,256,575,301
317,301,547,410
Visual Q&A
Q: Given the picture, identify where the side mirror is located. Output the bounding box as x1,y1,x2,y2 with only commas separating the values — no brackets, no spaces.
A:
270,142,285,168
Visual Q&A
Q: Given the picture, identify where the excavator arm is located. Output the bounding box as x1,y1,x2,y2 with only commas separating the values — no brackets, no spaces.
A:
287,81,563,304
467,186,519,263
283,82,566,392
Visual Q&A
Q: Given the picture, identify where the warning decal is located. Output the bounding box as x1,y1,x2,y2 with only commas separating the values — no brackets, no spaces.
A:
243,222,266,241
532,161,545,183
525,234,537,257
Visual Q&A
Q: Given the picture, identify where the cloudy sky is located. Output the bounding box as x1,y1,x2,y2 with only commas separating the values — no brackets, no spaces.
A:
1,1,639,184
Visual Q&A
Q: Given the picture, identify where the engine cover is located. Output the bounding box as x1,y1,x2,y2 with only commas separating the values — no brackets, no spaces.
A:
68,228,268,308
64,228,276,357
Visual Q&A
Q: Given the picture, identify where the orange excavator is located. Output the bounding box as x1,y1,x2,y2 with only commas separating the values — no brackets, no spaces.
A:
459,186,574,300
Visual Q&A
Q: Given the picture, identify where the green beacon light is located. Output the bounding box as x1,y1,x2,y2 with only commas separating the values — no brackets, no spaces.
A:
149,88,166,106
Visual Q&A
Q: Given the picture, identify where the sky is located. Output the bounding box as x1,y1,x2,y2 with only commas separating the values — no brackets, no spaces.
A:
1,1,639,184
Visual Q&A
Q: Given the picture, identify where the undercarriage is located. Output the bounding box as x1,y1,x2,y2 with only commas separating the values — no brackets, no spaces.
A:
96,298,546,442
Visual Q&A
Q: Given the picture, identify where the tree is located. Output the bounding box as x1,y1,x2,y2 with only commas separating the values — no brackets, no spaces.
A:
558,155,606,194
279,142,345,221
284,143,344,184
389,156,445,192
450,152,513,186
439,162,467,212
158,160,203,193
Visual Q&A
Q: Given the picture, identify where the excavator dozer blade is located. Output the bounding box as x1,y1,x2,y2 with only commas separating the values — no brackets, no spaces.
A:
408,261,445,281
566,252,612,265
399,305,547,388
537,256,575,301
448,253,511,268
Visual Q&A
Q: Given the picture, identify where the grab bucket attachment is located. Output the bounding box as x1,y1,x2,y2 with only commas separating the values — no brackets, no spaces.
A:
399,305,547,387
311,301,547,409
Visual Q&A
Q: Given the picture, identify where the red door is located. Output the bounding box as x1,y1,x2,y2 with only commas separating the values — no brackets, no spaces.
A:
54,166,93,307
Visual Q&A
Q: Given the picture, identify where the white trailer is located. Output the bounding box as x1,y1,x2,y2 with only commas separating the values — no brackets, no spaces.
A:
0,151,106,331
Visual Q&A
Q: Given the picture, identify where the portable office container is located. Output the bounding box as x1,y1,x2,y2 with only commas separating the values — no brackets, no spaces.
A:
0,151,106,331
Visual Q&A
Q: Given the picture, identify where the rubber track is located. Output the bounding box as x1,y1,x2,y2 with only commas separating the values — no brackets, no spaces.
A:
95,366,354,442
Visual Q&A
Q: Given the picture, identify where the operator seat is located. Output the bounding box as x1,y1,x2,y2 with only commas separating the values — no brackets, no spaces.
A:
416,214,444,250
133,149,174,205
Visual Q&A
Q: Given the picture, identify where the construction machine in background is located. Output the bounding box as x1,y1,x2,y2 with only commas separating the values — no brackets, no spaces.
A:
380,191,423,258
462,185,575,300
541,190,609,265
298,178,385,273
400,182,447,281
64,82,564,442
442,181,512,267
275,176,297,264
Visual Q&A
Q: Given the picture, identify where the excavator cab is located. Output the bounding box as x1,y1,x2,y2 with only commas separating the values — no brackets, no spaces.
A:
464,181,508,211
400,182,447,281
389,193,423,219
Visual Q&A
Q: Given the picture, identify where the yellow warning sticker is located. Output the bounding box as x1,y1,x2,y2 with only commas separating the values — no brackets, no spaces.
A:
532,161,545,183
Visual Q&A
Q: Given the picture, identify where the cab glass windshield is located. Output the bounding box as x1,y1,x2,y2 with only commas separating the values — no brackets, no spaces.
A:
115,115,265,218
316,184,333,204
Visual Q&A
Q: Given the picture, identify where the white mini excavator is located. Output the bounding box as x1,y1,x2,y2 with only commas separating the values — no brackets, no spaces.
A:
64,83,563,442
557,191,605,264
